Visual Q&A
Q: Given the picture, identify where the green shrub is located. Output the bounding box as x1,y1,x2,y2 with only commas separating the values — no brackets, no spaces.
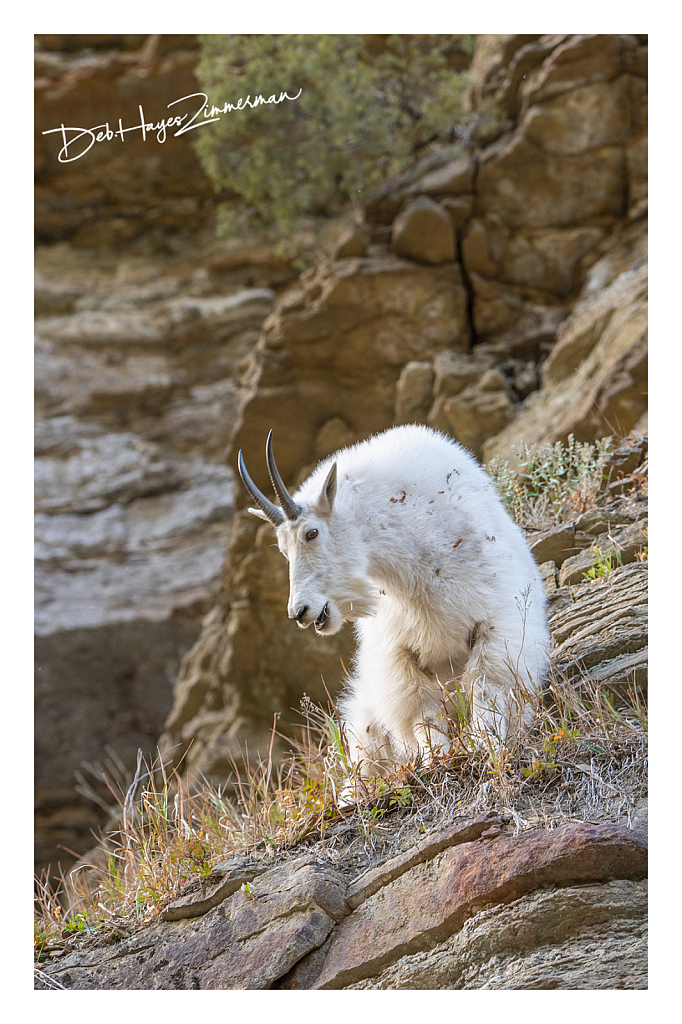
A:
193,34,473,234
486,435,614,528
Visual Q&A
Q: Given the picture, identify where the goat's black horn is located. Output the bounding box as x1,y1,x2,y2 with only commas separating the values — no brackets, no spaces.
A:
266,430,302,522
238,449,285,527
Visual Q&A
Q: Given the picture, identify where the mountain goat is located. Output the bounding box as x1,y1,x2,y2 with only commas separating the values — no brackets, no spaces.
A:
238,425,550,775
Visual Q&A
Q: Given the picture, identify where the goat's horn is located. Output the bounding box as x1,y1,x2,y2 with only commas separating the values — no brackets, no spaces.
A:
266,430,302,522
238,449,285,527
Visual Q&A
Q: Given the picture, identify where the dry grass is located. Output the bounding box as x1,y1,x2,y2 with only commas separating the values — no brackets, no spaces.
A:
35,667,647,963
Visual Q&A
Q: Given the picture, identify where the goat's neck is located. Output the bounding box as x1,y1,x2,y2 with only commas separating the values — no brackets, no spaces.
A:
364,531,432,601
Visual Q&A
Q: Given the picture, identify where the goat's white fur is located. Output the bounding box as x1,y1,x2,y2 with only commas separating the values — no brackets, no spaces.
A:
248,425,550,772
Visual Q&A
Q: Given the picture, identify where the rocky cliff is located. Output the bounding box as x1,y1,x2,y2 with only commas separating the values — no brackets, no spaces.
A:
34,33,647,887
38,805,648,989
37,476,648,988
34,34,304,875
158,33,647,784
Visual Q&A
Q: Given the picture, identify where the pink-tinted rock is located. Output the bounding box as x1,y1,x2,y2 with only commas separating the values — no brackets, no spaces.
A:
313,822,647,988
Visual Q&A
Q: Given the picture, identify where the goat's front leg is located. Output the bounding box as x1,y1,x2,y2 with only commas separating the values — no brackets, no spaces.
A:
344,629,450,770
340,696,395,779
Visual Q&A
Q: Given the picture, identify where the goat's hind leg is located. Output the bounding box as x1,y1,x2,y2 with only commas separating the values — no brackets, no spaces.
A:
460,622,536,743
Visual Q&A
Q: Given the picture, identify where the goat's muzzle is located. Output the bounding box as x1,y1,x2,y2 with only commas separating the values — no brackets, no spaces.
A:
314,604,330,632
290,604,309,624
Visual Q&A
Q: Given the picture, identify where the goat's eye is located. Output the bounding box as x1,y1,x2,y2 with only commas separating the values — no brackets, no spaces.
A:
305,529,318,542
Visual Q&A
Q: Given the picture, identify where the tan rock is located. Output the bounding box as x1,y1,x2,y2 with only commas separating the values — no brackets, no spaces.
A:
528,523,582,567
333,222,370,259
558,518,648,586
520,34,640,109
469,272,569,350
523,78,634,155
478,133,625,230
462,34,542,113
484,261,647,463
40,858,349,990
162,858,270,921
462,219,497,277
537,560,558,593
235,257,469,490
407,156,474,197
627,133,648,216
314,417,356,459
496,36,568,119
477,368,508,392
542,263,646,388
394,361,435,423
549,560,648,694
392,196,456,264
490,225,606,297
439,195,474,231
35,39,217,245
443,381,515,458
432,349,493,398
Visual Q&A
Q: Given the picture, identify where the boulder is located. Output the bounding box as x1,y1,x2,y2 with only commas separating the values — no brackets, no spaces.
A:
549,562,648,695
392,197,456,264
442,370,515,459
332,222,371,259
395,361,435,423
38,857,349,990
347,880,647,989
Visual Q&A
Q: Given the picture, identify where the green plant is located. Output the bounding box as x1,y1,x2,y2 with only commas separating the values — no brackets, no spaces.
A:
636,526,648,562
193,34,473,234
486,435,614,528
582,547,623,582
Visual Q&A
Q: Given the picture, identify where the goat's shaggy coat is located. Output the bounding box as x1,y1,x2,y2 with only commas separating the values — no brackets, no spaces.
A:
240,425,550,773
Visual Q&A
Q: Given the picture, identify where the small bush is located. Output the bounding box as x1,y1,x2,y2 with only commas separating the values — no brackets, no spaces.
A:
486,435,614,529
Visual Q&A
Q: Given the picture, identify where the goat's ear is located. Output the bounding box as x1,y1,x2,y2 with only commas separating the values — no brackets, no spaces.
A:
247,506,272,522
315,462,337,516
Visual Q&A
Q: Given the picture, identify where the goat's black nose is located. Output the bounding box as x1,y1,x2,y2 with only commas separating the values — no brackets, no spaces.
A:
291,605,308,623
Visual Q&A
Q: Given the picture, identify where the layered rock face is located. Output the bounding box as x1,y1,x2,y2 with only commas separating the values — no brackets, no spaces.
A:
33,36,308,874
37,812,648,990
160,33,647,782
33,243,296,875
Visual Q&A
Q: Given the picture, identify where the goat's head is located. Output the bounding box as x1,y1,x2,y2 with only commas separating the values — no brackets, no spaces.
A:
238,432,374,635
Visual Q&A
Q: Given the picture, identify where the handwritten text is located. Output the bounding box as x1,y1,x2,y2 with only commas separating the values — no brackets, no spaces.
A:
42,89,303,163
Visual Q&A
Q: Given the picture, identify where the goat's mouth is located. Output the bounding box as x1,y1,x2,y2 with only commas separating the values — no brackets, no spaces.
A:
314,603,329,632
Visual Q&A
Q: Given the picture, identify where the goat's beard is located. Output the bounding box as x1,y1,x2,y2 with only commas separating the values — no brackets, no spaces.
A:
338,593,379,625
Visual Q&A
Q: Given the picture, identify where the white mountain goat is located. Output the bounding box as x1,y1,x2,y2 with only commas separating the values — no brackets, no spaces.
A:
238,425,550,774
